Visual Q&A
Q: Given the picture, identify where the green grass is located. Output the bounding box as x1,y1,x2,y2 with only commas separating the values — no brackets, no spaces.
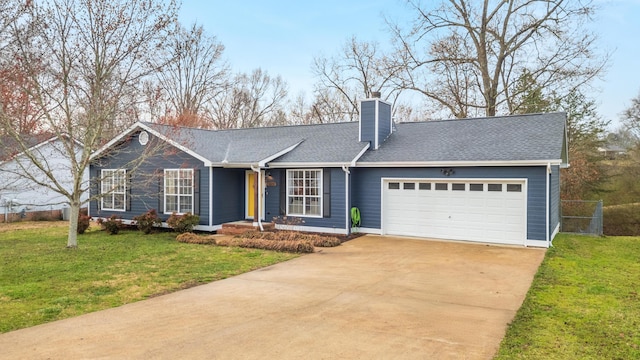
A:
495,233,640,359
0,222,298,333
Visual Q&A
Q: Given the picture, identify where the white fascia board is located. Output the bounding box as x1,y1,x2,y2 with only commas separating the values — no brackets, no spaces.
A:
350,143,371,167
90,122,212,167
258,140,303,168
209,162,253,168
355,159,564,167
266,162,351,169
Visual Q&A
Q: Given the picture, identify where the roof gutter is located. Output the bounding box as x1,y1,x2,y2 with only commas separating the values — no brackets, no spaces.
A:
355,159,564,167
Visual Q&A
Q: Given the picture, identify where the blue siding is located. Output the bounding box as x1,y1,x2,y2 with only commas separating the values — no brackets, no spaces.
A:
264,169,284,220
265,168,348,232
351,166,550,241
377,102,392,145
360,101,375,145
549,165,560,237
90,131,210,225
211,168,244,224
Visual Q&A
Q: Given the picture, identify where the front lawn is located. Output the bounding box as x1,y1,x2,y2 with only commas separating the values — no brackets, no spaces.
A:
495,233,640,359
0,222,297,333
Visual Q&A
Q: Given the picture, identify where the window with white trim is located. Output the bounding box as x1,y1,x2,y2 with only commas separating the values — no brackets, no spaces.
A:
101,169,126,211
164,169,194,214
287,169,322,217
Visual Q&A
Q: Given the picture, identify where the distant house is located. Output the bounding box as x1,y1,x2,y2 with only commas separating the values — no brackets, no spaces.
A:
89,96,568,248
0,135,88,221
597,145,627,159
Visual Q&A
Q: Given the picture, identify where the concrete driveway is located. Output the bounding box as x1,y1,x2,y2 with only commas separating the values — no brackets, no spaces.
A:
0,235,545,359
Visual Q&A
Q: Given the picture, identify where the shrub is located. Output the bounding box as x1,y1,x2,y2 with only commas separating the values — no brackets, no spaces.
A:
77,212,91,234
214,237,242,247
167,212,200,233
215,237,313,253
176,233,217,245
237,230,341,247
603,203,640,236
132,209,162,234
97,215,123,235
236,238,314,253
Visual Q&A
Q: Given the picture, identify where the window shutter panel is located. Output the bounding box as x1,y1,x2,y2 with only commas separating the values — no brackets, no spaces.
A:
193,169,200,215
95,175,101,212
323,169,331,218
157,170,164,213
126,170,132,211
279,170,286,215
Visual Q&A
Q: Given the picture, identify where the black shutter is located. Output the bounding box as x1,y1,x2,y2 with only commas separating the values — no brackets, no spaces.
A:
157,170,164,213
193,169,200,215
279,170,286,215
323,169,331,218
126,170,132,211
94,172,101,212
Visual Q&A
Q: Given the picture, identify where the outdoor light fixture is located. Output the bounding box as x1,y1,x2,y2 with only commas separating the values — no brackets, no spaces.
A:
265,172,276,187
441,168,455,176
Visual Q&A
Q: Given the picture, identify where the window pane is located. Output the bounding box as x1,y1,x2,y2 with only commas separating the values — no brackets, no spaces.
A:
388,182,400,190
488,184,503,192
306,197,320,216
288,196,303,215
470,183,484,191
419,183,431,190
452,183,465,191
114,194,124,209
435,183,448,191
103,196,113,209
403,182,415,190
165,195,178,212
507,184,522,192
179,196,192,213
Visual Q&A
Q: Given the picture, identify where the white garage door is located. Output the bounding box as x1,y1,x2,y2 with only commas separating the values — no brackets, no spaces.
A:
382,179,526,245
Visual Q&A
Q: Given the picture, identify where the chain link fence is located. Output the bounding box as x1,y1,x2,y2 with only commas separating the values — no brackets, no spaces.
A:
561,200,603,236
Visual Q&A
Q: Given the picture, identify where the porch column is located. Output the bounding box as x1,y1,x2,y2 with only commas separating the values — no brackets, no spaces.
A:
253,172,259,223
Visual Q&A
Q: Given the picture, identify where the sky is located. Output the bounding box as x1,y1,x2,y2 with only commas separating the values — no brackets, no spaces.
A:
178,0,640,129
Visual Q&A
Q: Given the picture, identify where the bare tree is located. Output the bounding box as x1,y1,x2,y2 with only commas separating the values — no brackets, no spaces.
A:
152,22,228,128
623,91,640,141
0,0,178,247
311,36,403,122
208,68,288,129
389,0,607,118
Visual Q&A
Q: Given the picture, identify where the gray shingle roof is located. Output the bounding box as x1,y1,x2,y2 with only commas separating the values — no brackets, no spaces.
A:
144,112,566,167
358,112,567,163
146,122,368,166
0,134,56,162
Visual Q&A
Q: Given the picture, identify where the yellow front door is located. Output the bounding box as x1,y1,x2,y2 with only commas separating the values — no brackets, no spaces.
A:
246,171,255,218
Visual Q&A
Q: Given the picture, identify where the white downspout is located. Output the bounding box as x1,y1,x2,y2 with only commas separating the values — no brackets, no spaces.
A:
342,165,350,234
209,167,213,228
250,165,264,231
546,162,551,248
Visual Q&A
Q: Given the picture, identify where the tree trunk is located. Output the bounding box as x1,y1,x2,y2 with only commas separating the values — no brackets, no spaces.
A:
67,201,80,248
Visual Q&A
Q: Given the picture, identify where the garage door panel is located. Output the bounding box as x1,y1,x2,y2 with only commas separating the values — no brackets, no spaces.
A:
383,179,526,245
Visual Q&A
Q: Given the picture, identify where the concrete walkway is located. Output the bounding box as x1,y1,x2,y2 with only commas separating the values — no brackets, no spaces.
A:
0,235,545,359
